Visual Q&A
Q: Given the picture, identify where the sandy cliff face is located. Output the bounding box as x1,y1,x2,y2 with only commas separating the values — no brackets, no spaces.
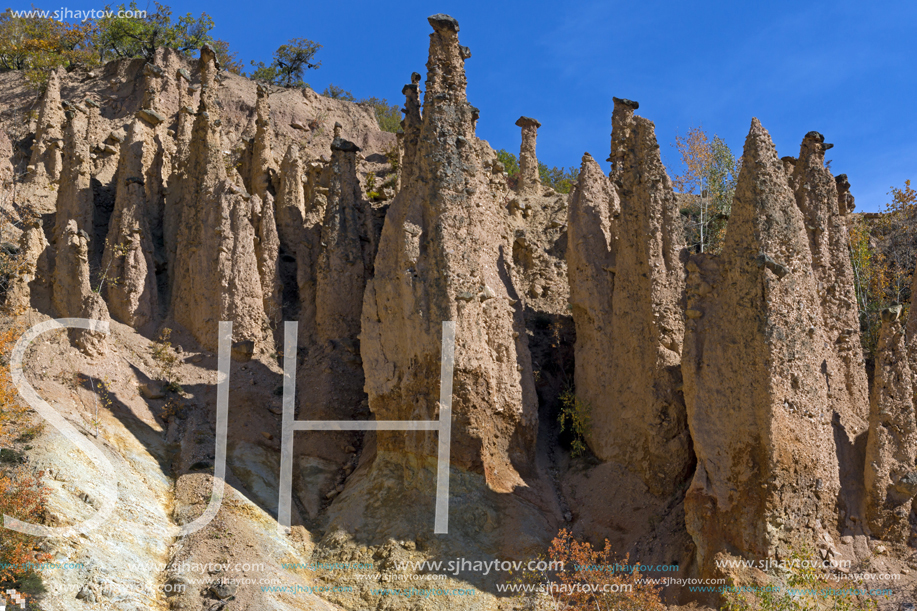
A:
100,118,158,329
865,307,917,541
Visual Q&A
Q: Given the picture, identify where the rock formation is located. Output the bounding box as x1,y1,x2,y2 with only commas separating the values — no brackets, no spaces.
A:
359,13,538,498
254,191,281,328
864,306,917,541
28,68,65,183
791,132,869,434
567,97,692,496
836,173,856,214
247,85,281,327
400,72,422,186
48,106,111,354
100,118,158,328
251,84,274,202
52,107,96,318
274,143,323,342
170,45,266,350
293,136,376,518
790,133,870,527
316,138,371,346
566,150,618,440
275,145,306,257
515,116,541,195
5,214,50,312
683,118,840,577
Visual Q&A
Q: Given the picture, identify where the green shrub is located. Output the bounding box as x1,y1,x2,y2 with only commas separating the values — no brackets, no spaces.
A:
558,386,590,458
322,83,353,100
495,149,577,193
359,96,400,133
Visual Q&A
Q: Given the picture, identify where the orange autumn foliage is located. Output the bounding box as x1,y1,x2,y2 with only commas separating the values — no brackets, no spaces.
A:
521,529,665,610
0,321,50,590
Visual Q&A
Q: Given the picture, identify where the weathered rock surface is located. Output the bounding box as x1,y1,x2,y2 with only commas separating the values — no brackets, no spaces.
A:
325,17,557,565
50,106,111,355
294,137,377,517
250,84,274,202
28,68,65,183
683,118,840,577
400,72,422,187
5,214,50,311
100,118,158,328
568,98,692,496
169,45,266,350
515,116,541,195
790,132,870,526
864,306,917,541
791,132,869,433
360,13,537,488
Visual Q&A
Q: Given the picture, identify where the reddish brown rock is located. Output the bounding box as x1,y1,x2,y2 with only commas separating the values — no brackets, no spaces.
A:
791,133,868,433
515,116,541,195
100,118,158,328
683,118,840,577
28,68,65,183
864,306,917,541
568,98,691,496
170,45,266,350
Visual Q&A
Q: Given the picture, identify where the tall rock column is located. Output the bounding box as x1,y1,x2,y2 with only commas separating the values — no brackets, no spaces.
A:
276,145,306,256
170,45,266,350
399,72,422,186
683,119,840,577
567,153,618,459
790,133,870,522
50,107,110,354
28,68,65,183
864,306,917,541
249,84,280,327
515,116,541,195
360,14,538,497
275,143,322,343
251,84,273,202
52,108,95,318
567,98,691,496
316,138,370,344
791,133,868,429
100,119,158,328
294,137,375,518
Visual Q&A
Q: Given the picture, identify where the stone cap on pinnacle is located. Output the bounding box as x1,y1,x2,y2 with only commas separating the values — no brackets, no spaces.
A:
200,43,219,69
516,116,541,128
802,130,834,151
331,137,361,153
428,14,459,32
613,97,639,110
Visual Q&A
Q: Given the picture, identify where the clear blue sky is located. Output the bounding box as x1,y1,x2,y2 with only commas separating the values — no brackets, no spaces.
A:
63,0,917,211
